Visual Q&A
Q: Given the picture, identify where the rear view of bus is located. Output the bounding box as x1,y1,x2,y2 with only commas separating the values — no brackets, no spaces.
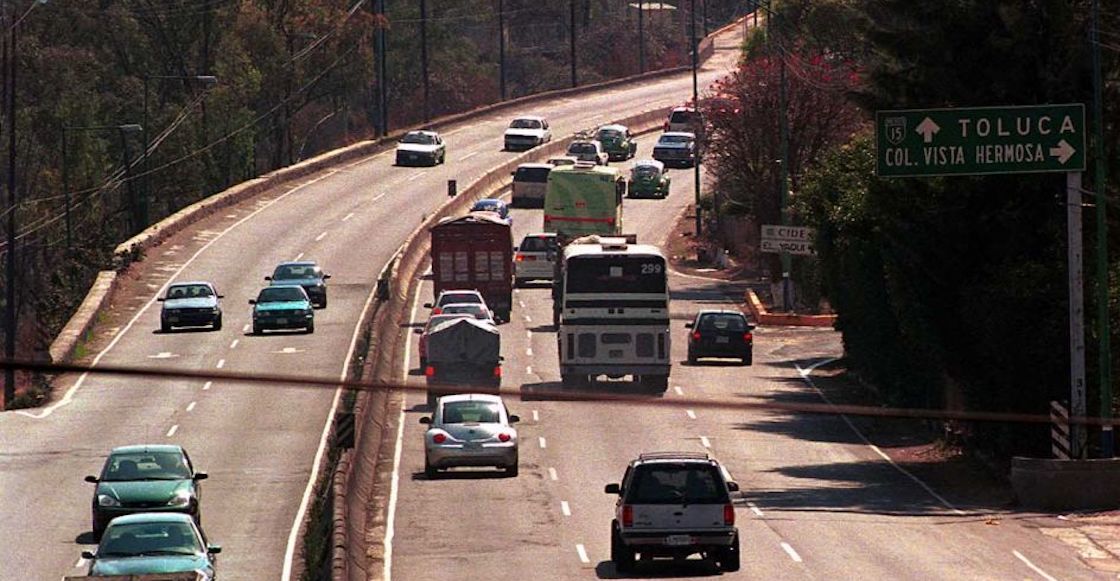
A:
557,237,670,391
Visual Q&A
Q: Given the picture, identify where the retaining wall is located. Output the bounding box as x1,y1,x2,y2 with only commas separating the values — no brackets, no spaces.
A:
1011,457,1120,511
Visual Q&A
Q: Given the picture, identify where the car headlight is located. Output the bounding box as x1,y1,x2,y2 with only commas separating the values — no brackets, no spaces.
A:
97,494,121,508
166,491,192,508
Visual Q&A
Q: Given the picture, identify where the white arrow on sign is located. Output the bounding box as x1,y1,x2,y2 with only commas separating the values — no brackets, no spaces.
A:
1049,139,1076,164
916,117,940,143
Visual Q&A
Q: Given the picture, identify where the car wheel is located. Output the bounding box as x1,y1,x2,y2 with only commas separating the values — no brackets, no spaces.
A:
92,517,105,540
306,321,315,334
213,314,222,331
513,277,521,288
426,391,437,410
719,533,741,572
424,456,438,479
687,348,697,365
742,353,753,366
252,324,262,335
612,524,635,572
504,455,519,477
161,320,172,333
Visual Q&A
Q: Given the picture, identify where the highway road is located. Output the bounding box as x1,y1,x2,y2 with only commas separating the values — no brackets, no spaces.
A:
0,25,745,581
387,139,1109,580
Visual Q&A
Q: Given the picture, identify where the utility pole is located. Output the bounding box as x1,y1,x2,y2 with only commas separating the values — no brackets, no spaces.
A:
498,0,506,100
1090,0,1113,457
690,0,700,237
777,31,792,311
702,0,708,36
569,0,577,88
374,0,389,136
637,1,645,74
420,0,429,121
3,13,16,408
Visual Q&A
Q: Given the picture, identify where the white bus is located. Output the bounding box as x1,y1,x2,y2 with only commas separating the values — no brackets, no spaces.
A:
555,236,670,391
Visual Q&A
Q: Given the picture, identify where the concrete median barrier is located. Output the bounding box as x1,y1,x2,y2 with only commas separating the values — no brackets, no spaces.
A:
1011,457,1120,511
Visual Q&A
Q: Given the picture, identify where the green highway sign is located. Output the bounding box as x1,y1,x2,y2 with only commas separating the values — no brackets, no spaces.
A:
875,104,1086,177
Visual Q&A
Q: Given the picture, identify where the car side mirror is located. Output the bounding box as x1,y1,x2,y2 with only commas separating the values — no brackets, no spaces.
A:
323,274,332,279
194,472,209,481
84,475,99,484
81,551,95,559
685,322,694,328
248,299,257,305
419,416,432,425
207,544,222,555
512,246,519,251
413,328,423,335
510,171,516,176
508,415,520,424
604,483,621,495
423,303,433,309
264,276,272,281
156,297,165,302
727,481,740,492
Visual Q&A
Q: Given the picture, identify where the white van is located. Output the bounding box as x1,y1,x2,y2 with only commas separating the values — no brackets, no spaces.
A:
510,163,552,208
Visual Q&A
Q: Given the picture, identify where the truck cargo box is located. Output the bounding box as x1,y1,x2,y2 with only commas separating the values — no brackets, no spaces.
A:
424,317,502,407
430,211,513,321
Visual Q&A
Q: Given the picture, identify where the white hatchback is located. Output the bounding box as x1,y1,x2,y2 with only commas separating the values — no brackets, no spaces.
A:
513,233,559,286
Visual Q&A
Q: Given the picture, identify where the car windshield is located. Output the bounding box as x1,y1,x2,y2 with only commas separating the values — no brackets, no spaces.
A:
509,118,542,129
258,286,306,303
165,285,213,299
597,129,622,141
670,110,698,123
101,451,192,481
440,304,487,319
272,264,320,280
98,521,202,557
627,464,728,504
401,132,435,145
438,293,482,306
698,314,747,331
549,158,576,166
519,236,557,252
658,135,691,144
569,143,596,154
515,166,551,182
633,166,662,178
441,401,502,424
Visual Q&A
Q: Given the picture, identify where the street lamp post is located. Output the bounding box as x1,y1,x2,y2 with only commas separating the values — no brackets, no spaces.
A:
142,75,217,217
690,0,701,238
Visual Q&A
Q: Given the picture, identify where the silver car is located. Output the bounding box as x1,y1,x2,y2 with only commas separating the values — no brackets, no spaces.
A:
420,393,520,477
513,233,559,286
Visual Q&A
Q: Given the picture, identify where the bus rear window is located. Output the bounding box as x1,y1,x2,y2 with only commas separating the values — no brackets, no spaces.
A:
515,167,551,182
566,256,666,294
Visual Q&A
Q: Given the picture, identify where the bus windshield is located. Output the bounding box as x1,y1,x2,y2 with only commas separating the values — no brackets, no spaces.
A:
566,256,666,294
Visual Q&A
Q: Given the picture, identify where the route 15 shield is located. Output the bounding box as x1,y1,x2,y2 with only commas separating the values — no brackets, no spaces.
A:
885,117,906,145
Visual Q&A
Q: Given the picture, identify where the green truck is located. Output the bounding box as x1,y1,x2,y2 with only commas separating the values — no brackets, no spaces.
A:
543,164,626,240
595,124,638,161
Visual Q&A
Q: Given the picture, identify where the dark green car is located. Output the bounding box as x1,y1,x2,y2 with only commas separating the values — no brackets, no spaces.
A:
82,512,220,578
596,124,638,162
628,159,671,198
85,445,207,538
251,284,315,334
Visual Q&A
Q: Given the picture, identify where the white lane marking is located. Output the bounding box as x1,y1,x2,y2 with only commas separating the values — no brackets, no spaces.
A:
186,401,196,413
549,467,558,481
560,501,572,516
576,544,590,564
526,347,533,357
383,398,407,581
166,425,179,437
457,151,479,162
401,286,423,379
686,409,697,420
532,409,540,421
284,249,386,581
700,436,711,448
293,252,305,261
315,231,328,242
370,192,386,203
74,557,87,569
229,339,239,349
524,315,532,323
276,347,304,354
242,323,250,333
342,212,355,222
526,365,533,375
674,386,684,396
148,351,177,359
526,331,532,340
539,437,547,449
747,502,764,517
216,359,225,369
796,358,966,516
202,381,212,391
19,170,342,419
1013,550,1059,581
407,172,424,182
780,542,802,563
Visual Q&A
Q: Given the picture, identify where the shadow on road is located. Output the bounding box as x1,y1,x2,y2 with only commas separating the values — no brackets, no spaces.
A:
75,532,97,546
410,469,512,481
518,380,666,402
594,559,721,579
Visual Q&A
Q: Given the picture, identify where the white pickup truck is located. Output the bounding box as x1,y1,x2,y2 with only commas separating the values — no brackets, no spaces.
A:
605,452,740,573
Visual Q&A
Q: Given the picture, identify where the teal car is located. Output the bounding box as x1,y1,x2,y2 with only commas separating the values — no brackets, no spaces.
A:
82,513,220,578
85,445,207,538
251,284,314,334
628,159,671,199
595,124,638,162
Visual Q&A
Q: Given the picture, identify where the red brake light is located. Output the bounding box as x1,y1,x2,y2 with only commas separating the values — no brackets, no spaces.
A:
493,365,503,378
424,365,435,377
433,433,446,444
432,307,442,315
691,330,701,341
498,432,511,442
724,504,735,525
743,332,753,343
622,505,634,527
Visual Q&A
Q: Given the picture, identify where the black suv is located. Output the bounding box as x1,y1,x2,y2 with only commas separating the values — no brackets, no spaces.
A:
605,452,740,573
686,309,754,365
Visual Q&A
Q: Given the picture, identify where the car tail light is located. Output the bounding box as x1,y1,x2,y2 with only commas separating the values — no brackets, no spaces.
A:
743,332,753,343
432,307,442,315
622,505,634,527
663,121,670,131
433,433,447,444
515,254,524,262
691,331,701,341
493,365,502,378
498,432,511,442
425,365,435,377
723,503,735,525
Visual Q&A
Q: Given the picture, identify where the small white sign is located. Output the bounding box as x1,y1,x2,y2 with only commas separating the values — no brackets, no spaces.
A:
760,224,816,256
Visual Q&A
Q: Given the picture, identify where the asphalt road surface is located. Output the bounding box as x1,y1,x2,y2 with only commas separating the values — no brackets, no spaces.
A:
387,140,1109,581
0,25,744,581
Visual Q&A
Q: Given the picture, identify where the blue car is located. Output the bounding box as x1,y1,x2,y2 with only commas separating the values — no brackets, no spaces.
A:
82,513,220,578
267,260,331,308
470,198,512,226
250,285,315,334
158,281,223,332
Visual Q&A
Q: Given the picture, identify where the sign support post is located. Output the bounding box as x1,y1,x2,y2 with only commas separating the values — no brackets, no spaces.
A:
1068,171,1087,458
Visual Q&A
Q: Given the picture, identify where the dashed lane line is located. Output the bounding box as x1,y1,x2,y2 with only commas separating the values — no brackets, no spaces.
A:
342,212,355,222
686,409,697,420
700,436,711,448
457,151,479,162
293,252,304,261
526,347,533,357
202,381,212,391
674,386,684,396
780,542,803,563
532,410,540,421
576,544,590,564
747,502,764,517
1013,550,1059,581
549,467,558,481
186,402,196,413
229,339,239,349
166,425,179,437
315,231,328,242
216,359,225,369
539,437,547,449
561,501,572,516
